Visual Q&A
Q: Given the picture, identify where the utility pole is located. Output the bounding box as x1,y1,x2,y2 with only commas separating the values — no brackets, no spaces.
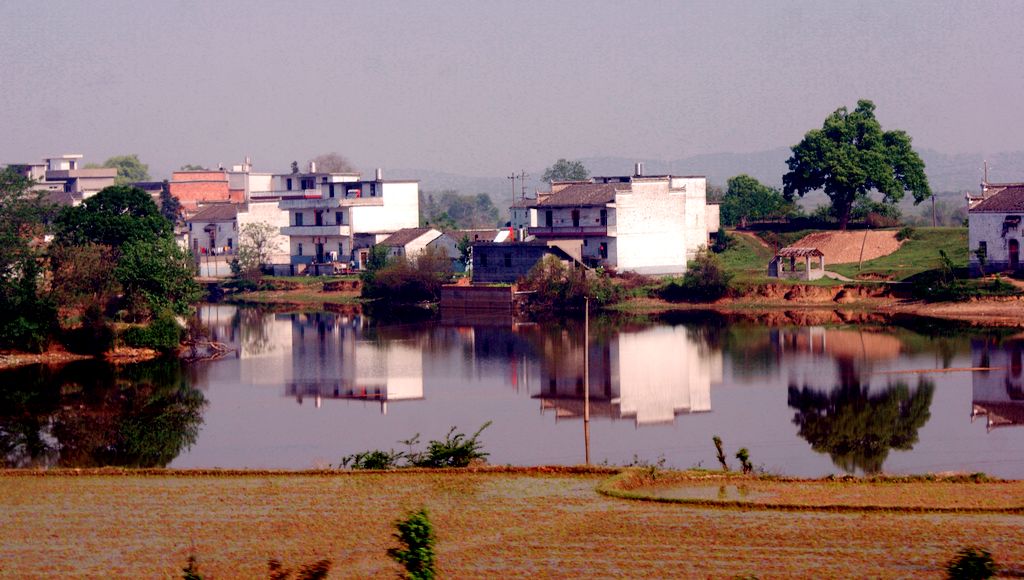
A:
507,173,517,230
519,170,528,200
932,195,937,227
583,296,591,466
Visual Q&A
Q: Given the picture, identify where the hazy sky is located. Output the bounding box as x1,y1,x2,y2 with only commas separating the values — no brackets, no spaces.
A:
3,1,1023,178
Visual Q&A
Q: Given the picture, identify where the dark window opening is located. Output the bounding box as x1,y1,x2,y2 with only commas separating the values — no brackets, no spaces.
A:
600,209,607,226
298,243,303,256
336,211,344,225
295,213,304,226
571,209,580,227
286,178,293,191
315,210,323,226
545,210,553,227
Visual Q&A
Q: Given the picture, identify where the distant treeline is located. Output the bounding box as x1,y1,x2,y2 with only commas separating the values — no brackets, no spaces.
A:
420,190,501,230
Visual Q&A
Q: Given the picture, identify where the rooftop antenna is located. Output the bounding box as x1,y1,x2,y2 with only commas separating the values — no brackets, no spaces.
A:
519,169,528,200
507,172,517,231
984,160,989,184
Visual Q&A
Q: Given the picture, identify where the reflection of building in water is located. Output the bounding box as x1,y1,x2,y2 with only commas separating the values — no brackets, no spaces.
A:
534,326,722,426
971,339,1024,430
199,304,241,354
772,327,903,361
284,313,423,413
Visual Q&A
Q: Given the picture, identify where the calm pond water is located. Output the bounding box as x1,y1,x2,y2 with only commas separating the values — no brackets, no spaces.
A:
3,304,1024,478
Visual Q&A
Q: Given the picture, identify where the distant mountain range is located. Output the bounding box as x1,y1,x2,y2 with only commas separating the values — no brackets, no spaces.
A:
382,148,1024,201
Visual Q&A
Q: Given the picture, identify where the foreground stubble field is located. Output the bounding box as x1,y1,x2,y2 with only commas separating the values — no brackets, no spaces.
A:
1,469,1022,578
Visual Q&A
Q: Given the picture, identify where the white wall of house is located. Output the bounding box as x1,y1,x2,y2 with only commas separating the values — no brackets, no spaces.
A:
351,182,418,233
238,201,291,265
969,212,1023,273
614,178,690,274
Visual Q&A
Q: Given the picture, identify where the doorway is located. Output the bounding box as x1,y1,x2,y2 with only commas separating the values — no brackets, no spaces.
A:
1011,239,1020,271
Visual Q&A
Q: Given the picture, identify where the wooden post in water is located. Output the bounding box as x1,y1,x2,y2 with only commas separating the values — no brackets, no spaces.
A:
584,296,591,466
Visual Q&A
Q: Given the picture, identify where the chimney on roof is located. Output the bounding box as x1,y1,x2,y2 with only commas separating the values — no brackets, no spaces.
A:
309,160,317,173
634,162,644,177
375,167,383,181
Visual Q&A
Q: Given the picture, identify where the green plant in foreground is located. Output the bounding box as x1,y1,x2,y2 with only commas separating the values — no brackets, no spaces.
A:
713,436,730,471
945,546,997,579
340,449,405,470
388,508,437,580
409,421,492,468
182,552,203,580
736,448,753,474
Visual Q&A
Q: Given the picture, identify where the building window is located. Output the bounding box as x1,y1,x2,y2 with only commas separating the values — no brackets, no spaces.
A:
315,210,323,226
600,209,607,226
295,212,304,226
329,184,335,198
571,209,580,227
599,242,608,259
504,253,511,267
545,210,553,227
336,211,344,225
227,238,233,250
339,242,345,257
978,241,987,258
298,243,303,256
286,178,293,191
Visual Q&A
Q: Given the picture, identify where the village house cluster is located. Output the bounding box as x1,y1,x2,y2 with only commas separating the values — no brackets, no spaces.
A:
7,153,1022,281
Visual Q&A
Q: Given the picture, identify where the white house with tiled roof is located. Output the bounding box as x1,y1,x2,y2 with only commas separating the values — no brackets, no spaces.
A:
510,166,719,274
968,182,1024,276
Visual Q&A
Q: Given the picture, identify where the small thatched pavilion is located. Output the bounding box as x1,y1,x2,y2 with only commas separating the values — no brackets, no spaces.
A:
768,246,825,280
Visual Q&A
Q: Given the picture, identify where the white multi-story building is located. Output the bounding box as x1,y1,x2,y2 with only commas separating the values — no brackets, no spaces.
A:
511,166,719,274
278,168,419,271
6,154,116,204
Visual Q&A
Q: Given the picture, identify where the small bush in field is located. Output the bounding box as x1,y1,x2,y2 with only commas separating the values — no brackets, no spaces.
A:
388,508,436,580
945,547,997,579
340,449,404,470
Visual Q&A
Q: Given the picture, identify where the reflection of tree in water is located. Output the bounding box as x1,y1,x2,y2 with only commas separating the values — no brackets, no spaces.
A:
788,375,934,475
0,359,206,468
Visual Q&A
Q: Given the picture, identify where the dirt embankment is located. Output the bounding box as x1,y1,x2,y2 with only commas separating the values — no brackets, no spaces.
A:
793,230,902,264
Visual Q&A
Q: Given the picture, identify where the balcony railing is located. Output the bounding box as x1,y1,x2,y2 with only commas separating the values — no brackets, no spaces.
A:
281,224,351,237
277,195,384,209
528,225,608,237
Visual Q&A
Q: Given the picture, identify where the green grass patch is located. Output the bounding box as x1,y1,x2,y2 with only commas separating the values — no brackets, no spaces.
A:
718,232,774,283
830,227,968,281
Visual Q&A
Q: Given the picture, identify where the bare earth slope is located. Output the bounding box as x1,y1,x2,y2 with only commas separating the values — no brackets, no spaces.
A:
793,230,902,264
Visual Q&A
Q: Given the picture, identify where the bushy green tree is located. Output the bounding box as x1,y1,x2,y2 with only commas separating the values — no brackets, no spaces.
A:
783,99,931,230
95,154,151,184
721,174,793,226
159,182,181,224
541,158,589,182
660,248,733,302
232,221,280,284
115,238,201,318
55,185,171,247
361,246,453,304
518,255,622,312
0,168,57,351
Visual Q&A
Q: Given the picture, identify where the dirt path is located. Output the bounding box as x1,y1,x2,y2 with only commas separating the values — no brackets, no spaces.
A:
1,469,1022,578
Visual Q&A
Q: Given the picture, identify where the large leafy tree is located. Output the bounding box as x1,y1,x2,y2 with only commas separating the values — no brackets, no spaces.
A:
94,154,151,184
541,158,589,183
311,152,355,173
720,174,792,226
783,99,931,230
54,185,171,247
0,169,57,351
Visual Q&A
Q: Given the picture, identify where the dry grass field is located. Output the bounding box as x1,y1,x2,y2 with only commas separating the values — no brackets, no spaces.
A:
2,468,1023,578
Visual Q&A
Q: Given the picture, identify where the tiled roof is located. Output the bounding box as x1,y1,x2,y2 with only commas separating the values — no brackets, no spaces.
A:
776,246,824,258
189,203,238,222
537,183,622,207
379,227,437,247
970,184,1024,213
